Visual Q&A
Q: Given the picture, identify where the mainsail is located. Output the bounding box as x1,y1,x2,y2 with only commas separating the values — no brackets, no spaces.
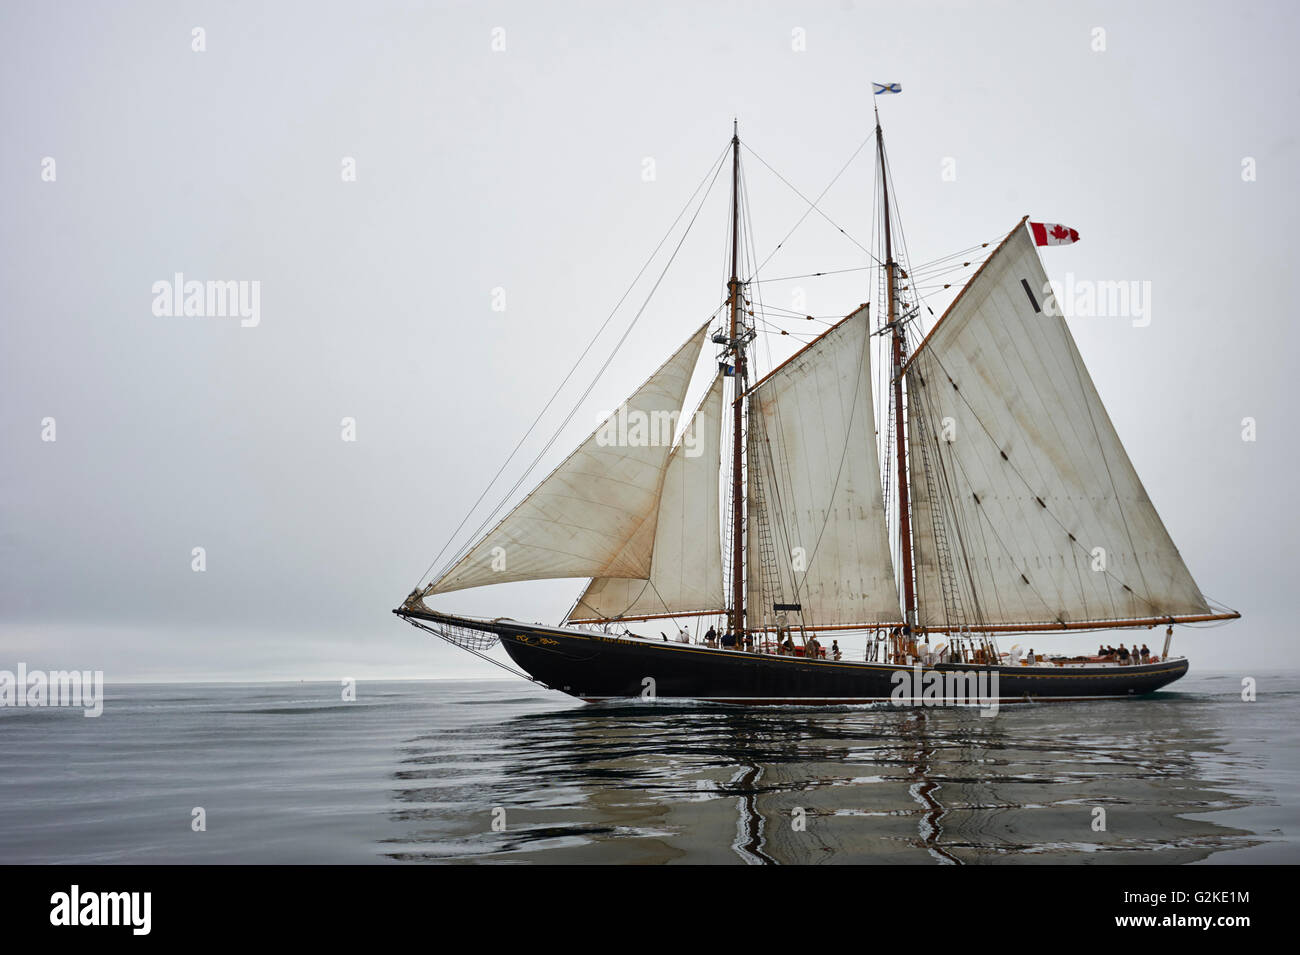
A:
904,221,1211,630
569,371,726,621
746,305,903,629
426,323,709,595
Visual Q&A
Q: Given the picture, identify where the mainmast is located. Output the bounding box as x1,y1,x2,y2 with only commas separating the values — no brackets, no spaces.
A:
727,120,746,637
876,105,917,630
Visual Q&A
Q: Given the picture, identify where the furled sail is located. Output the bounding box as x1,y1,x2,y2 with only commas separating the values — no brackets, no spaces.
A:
568,371,726,621
904,221,1210,629
426,323,709,595
746,305,903,629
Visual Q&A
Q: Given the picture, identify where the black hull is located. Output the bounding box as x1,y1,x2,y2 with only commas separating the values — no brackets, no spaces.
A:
402,610,1188,704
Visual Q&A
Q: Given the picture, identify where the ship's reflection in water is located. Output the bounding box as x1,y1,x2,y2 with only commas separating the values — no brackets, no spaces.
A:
383,684,1262,864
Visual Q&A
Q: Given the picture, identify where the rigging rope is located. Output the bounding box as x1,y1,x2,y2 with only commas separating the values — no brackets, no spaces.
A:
403,617,543,685
912,342,1188,622
419,144,731,590
740,134,881,279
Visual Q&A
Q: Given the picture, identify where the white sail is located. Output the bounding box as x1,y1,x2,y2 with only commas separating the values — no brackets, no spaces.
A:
905,222,1210,629
426,323,709,595
569,371,726,621
746,305,903,629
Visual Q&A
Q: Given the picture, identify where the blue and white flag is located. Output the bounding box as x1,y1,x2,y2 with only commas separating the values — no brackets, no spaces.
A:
873,82,901,95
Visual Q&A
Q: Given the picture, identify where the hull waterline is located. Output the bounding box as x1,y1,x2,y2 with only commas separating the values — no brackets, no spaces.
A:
398,609,1189,705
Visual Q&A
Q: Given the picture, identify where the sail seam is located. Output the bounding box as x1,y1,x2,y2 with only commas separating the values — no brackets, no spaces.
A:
1060,317,1160,611
427,323,709,594
918,344,1179,619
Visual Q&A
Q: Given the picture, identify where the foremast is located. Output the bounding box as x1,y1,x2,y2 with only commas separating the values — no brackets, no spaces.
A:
727,121,747,638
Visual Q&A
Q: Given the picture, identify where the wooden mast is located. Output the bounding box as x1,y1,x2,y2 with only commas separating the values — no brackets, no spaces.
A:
876,104,917,630
728,120,746,638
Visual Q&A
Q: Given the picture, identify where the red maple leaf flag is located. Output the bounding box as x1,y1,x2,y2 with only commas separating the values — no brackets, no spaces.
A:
1030,222,1080,246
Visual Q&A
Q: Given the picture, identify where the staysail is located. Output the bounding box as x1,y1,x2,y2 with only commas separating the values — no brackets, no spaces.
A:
904,221,1211,630
568,371,726,621
746,305,903,629
426,323,709,595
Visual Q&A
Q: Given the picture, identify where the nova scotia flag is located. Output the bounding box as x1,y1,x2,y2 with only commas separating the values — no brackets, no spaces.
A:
872,82,901,95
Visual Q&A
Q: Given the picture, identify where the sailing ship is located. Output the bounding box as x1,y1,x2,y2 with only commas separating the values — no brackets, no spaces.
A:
394,102,1239,704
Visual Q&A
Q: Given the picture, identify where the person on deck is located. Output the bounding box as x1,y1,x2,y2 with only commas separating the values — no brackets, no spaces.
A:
1118,644,1130,665
783,634,796,655
1140,644,1150,663
677,627,690,643
831,640,842,661
704,626,717,646
721,631,736,648
1025,648,1037,665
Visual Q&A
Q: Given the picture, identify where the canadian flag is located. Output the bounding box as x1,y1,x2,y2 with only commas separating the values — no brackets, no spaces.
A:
1030,222,1080,246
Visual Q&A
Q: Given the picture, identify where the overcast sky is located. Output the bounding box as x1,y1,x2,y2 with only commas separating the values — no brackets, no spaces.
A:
2,0,1296,681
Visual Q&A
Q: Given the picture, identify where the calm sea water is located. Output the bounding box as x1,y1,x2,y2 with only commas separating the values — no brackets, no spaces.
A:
1,671,1296,864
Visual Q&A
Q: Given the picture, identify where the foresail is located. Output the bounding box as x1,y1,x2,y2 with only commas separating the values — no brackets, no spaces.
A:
426,323,709,595
905,221,1210,630
746,305,903,629
568,372,726,621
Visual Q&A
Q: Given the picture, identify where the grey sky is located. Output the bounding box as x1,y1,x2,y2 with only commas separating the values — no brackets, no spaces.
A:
2,1,1296,681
